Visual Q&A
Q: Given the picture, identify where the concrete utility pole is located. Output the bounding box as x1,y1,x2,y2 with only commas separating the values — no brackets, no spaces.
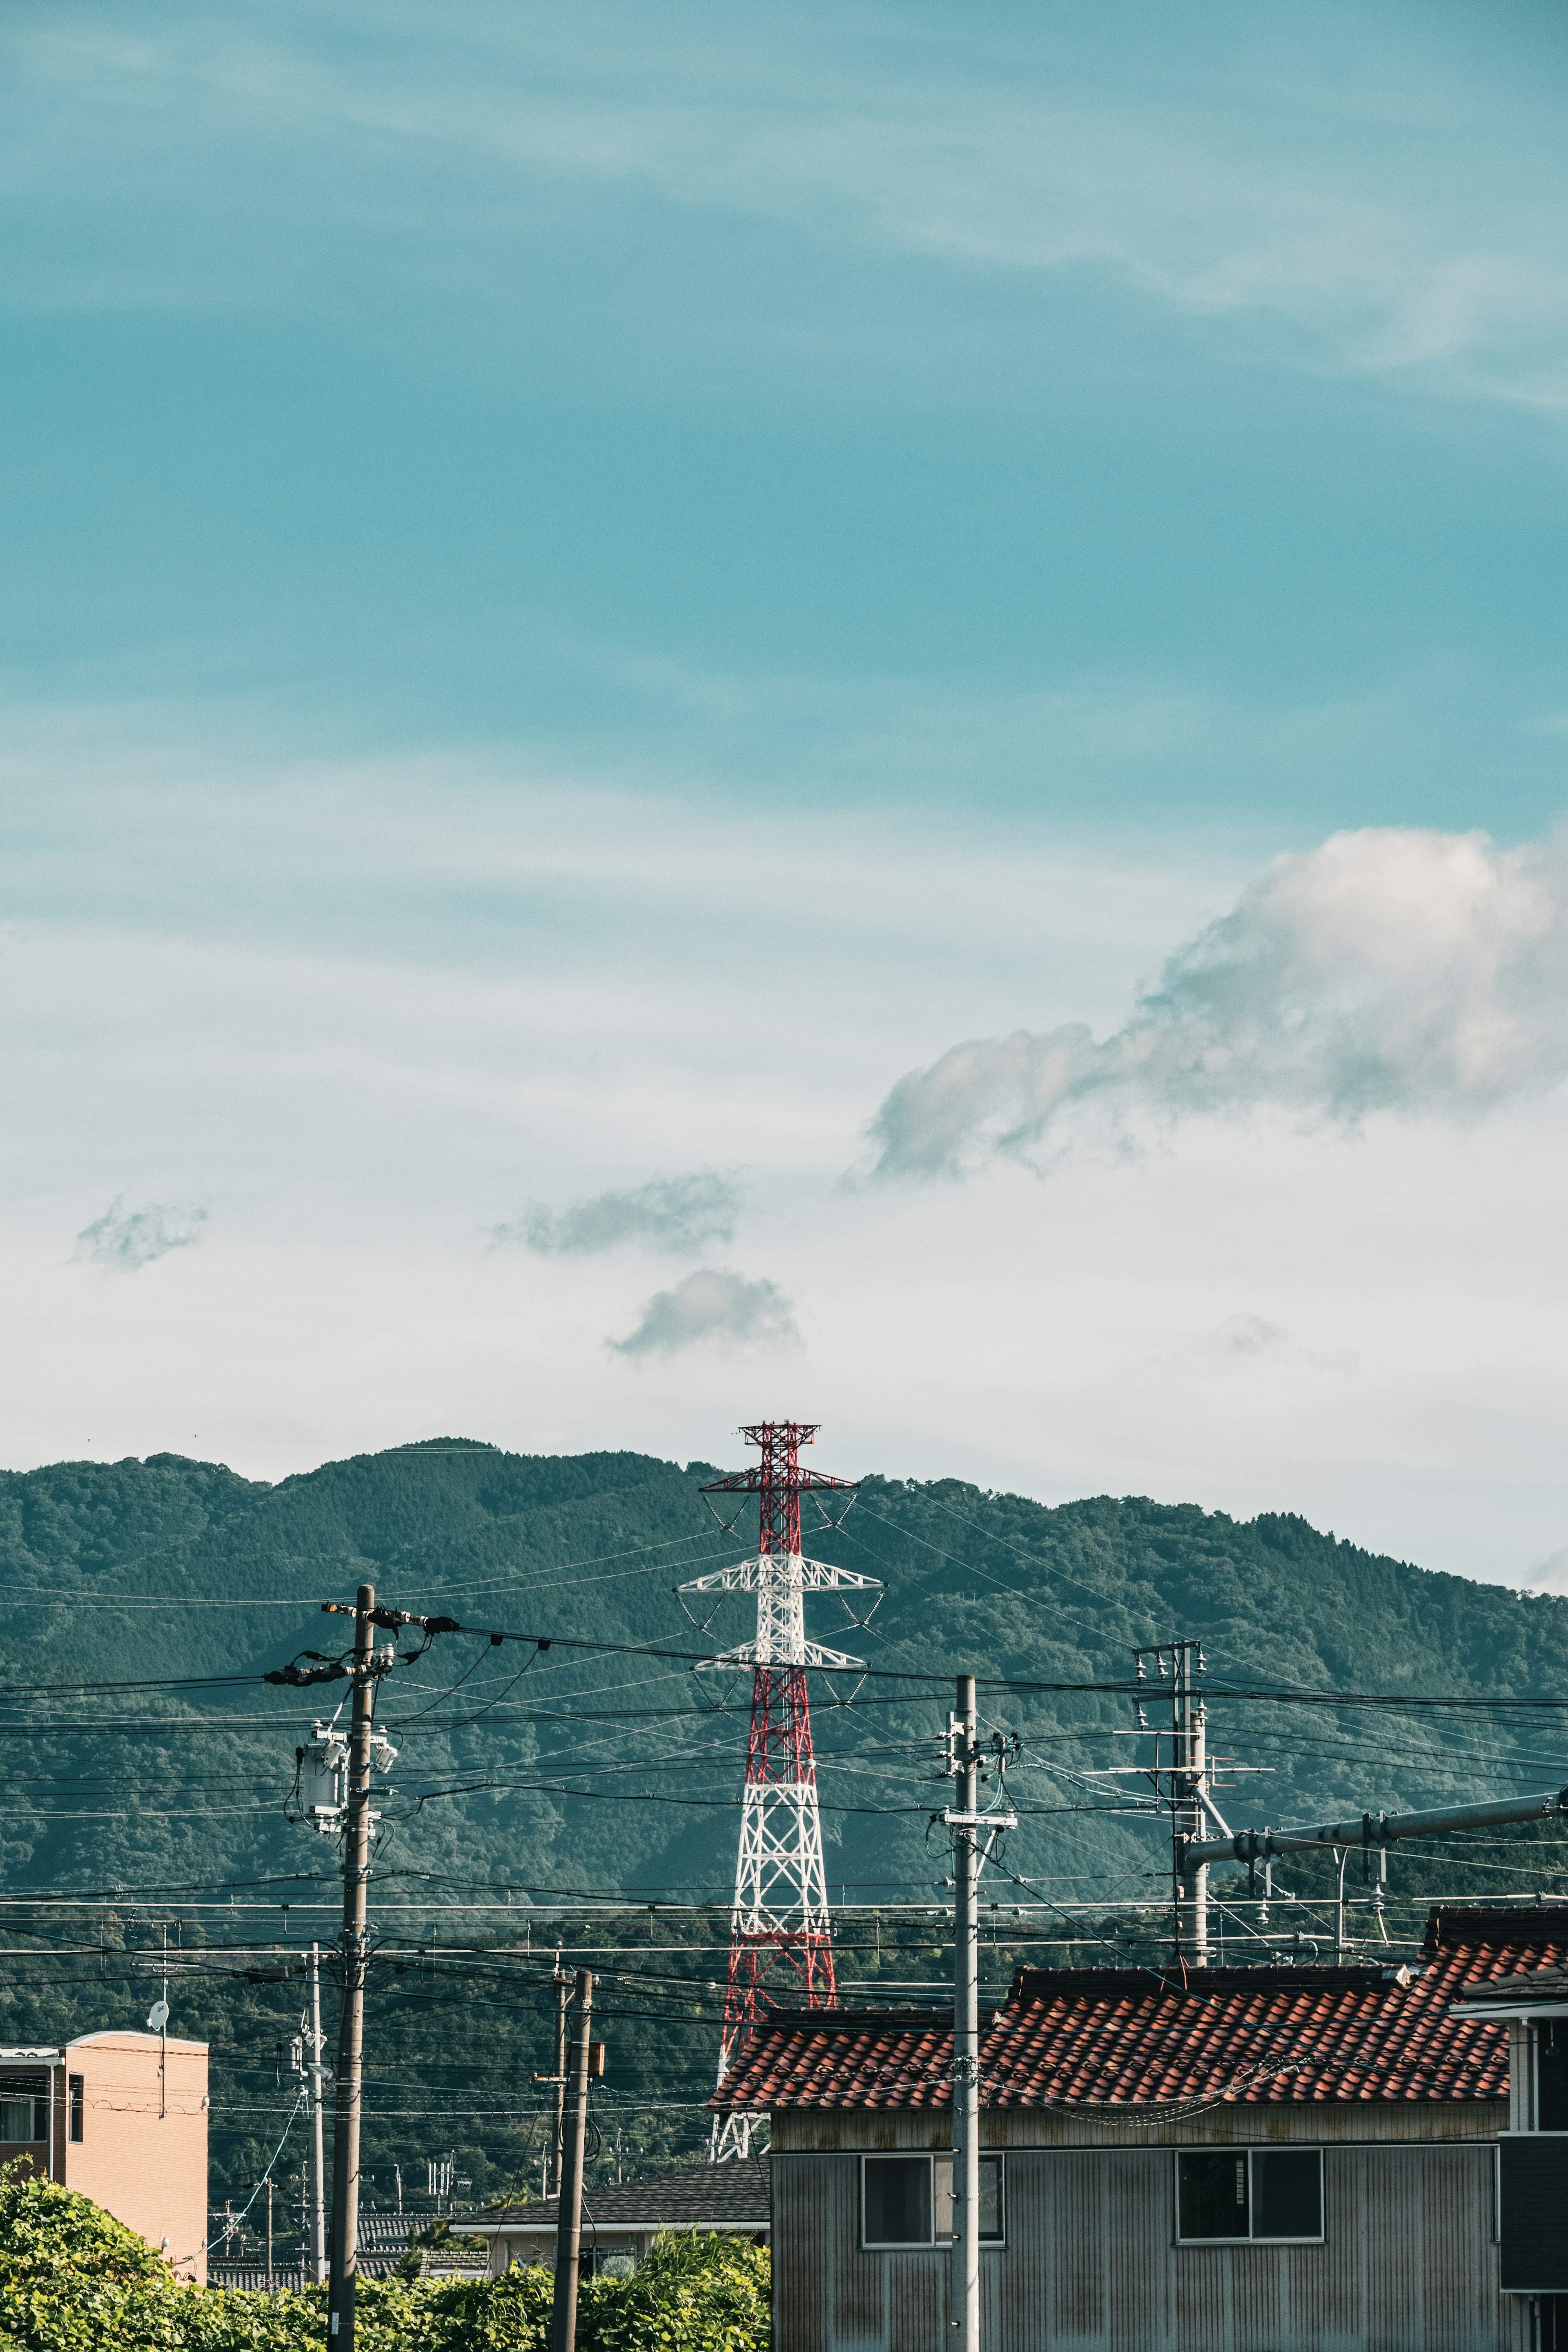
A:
550,1969,594,2352
553,1958,570,2190
328,1586,379,2351
309,1943,328,2284
1134,1639,1211,1966
949,1675,980,2352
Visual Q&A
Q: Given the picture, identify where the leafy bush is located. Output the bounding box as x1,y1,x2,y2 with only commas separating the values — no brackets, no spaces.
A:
0,2168,768,2352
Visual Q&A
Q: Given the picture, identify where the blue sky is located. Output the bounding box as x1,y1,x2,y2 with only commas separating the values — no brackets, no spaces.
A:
6,0,1568,1584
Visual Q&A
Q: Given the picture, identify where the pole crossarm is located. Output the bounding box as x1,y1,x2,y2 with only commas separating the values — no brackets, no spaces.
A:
1183,1785,1568,1871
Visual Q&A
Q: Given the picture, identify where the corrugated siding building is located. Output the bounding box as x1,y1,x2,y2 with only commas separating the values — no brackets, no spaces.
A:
717,1905,1568,2352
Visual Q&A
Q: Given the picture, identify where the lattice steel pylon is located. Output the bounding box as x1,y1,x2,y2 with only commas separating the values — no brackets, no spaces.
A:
682,1421,878,2162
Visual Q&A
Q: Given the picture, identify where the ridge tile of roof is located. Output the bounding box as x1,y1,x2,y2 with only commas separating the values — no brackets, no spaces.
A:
719,1908,1568,2116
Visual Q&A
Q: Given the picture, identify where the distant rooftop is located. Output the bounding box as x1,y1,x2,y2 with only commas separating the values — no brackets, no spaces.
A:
458,2156,771,2234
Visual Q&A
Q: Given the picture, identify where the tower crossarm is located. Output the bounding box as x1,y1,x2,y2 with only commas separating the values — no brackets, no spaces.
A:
678,1552,882,1597
697,1638,865,1673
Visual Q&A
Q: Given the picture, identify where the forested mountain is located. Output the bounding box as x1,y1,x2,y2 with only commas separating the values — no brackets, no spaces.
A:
3,1435,1567,1919
2,1437,1566,2223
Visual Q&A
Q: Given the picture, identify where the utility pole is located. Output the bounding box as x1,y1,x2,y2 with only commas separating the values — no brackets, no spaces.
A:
949,1675,980,2352
550,1970,594,2352
309,1944,327,2284
267,2176,274,2291
942,1675,1015,2352
328,1585,380,2352
553,1957,569,2190
1134,1638,1210,1966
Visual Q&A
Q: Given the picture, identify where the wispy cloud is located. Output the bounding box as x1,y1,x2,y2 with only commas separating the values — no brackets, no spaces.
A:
13,9,1568,414
1197,1315,1356,1376
868,827,1568,1178
496,1172,742,1256
1525,1549,1568,1599
1200,1314,1289,1359
608,1267,799,1356
73,1194,207,1271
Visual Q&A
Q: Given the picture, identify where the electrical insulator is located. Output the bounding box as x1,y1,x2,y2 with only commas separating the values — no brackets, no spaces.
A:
371,1730,399,1775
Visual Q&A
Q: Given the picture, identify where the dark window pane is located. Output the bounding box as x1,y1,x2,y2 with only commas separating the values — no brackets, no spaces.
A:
1252,2150,1322,2240
68,2077,83,2145
864,2157,931,2245
979,2156,1003,2242
1540,2023,1568,2132
1178,2152,1249,2240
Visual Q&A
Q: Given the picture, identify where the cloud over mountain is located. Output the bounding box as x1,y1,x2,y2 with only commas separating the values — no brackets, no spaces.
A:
73,1196,208,1271
497,1173,742,1256
868,827,1568,1178
609,1267,799,1356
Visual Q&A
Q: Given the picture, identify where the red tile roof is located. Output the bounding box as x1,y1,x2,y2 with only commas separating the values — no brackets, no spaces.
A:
717,1906,1568,2116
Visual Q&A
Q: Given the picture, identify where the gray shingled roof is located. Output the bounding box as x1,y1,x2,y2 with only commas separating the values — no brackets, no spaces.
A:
1457,1961,1568,2005
460,2156,771,2232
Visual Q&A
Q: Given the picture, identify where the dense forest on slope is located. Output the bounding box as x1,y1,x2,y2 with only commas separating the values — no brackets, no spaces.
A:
1,1437,1566,2223
2,1436,1566,1914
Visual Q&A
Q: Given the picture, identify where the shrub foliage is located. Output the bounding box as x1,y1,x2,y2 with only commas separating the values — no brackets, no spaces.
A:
0,2167,769,2352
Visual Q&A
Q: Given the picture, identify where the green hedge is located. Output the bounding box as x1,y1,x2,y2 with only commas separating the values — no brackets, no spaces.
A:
0,2169,769,2352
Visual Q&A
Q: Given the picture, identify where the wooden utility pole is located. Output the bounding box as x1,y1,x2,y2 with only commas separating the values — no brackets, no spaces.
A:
549,1970,594,2352
328,1586,379,2352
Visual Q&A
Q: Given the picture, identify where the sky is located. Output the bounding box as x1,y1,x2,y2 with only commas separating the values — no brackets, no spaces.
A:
5,0,1568,1588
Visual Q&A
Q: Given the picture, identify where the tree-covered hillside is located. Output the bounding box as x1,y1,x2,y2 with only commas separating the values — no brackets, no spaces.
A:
3,1437,1568,2223
2,1437,1567,1919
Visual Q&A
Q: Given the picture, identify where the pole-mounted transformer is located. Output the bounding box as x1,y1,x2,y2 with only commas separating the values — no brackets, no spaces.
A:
298,1721,397,1835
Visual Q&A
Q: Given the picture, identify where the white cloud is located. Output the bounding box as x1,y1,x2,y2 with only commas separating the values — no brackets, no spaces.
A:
609,1267,799,1357
868,827,1568,1179
496,1172,742,1256
73,1194,207,1271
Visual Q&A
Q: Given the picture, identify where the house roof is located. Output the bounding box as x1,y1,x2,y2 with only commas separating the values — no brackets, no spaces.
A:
456,2155,771,2236
1449,1959,1568,2015
717,1907,1568,2115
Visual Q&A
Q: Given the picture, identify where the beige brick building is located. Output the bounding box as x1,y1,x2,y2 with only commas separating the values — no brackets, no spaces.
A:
0,2030,209,2283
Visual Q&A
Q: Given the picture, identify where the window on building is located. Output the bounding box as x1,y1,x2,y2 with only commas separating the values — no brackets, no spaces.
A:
0,2098,38,2144
1176,2150,1323,2244
69,2077,83,2144
864,2156,932,2246
1538,2022,1568,2132
863,2155,1004,2248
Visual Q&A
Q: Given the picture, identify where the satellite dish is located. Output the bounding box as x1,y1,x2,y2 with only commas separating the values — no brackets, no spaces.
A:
147,2000,169,2033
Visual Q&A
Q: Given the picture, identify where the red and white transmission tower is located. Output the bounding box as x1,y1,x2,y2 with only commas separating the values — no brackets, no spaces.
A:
681,1421,879,2162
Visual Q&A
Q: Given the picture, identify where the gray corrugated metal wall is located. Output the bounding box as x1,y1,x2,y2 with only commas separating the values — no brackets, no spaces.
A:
774,2144,1521,2352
